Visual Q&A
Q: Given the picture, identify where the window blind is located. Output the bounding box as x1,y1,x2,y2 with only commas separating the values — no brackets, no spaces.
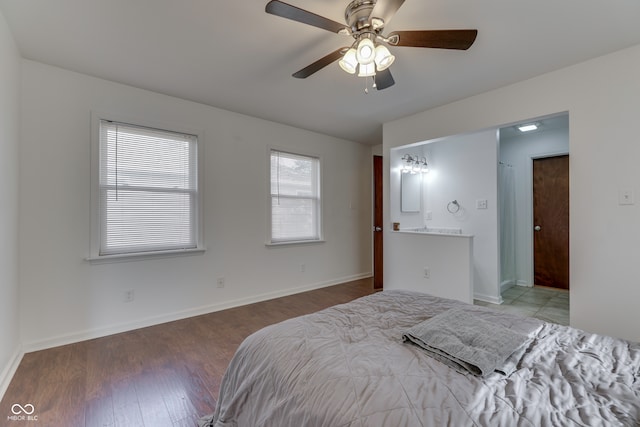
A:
99,120,198,255
270,150,321,243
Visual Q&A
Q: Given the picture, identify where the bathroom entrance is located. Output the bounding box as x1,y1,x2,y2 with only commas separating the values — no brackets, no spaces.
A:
498,113,569,292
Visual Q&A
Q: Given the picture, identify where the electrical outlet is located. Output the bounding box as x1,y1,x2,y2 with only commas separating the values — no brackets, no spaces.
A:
619,188,635,205
216,277,225,288
476,199,488,209
123,290,135,303
423,267,430,279
300,264,306,273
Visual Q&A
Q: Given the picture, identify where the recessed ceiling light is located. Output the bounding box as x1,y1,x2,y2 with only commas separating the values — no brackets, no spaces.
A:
518,123,538,132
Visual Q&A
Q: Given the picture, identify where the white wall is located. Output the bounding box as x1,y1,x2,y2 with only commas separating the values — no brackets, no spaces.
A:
0,8,21,397
424,131,499,302
384,43,640,342
389,131,501,302
19,60,373,350
385,232,473,303
499,118,569,287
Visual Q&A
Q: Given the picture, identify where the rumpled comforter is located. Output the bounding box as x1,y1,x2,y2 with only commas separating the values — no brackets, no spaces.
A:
204,290,640,426
402,307,534,376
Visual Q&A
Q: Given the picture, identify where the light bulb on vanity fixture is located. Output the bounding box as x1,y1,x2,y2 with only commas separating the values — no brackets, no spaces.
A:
401,154,429,174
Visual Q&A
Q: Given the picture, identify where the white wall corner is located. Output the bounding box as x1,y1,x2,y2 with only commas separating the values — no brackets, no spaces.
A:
0,345,24,402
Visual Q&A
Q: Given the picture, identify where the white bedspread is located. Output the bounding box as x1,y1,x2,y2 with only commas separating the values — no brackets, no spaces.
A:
204,290,640,426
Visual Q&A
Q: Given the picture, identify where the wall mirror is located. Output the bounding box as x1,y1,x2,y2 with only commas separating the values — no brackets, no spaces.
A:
401,173,421,212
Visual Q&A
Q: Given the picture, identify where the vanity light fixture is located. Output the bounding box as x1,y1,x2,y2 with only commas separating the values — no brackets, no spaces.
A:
401,154,429,174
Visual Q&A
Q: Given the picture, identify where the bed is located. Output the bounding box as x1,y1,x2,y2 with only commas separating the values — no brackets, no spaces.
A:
200,290,640,426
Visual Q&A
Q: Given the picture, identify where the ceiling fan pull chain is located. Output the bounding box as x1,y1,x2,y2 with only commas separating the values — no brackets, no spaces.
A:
364,74,378,94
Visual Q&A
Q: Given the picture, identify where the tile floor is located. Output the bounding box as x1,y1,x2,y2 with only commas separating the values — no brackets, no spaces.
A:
474,285,570,326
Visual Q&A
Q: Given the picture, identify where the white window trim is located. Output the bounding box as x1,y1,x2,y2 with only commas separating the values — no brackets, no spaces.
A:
265,239,325,248
266,146,324,247
88,111,205,262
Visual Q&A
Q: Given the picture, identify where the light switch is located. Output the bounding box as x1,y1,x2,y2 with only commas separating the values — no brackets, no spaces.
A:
619,188,635,205
476,199,488,209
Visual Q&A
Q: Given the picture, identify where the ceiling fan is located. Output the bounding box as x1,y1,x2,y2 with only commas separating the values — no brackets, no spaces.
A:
265,0,478,91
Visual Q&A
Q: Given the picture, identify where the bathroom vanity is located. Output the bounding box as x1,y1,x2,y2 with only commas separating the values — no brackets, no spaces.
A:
385,229,474,303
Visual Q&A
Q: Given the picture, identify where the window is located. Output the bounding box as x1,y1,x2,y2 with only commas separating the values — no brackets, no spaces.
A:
269,149,322,244
91,118,202,258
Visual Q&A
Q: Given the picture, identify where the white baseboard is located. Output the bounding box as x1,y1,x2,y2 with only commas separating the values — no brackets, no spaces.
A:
473,292,503,305
0,345,24,402
500,280,515,293
22,272,372,353
501,280,534,294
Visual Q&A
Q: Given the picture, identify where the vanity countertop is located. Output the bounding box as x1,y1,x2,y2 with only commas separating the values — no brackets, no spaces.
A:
393,228,474,238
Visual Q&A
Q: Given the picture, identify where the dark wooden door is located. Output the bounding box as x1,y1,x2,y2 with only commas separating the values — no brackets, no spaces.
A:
533,155,569,289
373,155,383,290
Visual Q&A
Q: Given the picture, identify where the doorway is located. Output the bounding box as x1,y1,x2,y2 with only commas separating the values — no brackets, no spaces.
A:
498,113,569,293
373,155,383,290
533,155,570,289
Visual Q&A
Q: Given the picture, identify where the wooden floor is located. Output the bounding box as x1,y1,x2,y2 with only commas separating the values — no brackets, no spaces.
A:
1,278,376,426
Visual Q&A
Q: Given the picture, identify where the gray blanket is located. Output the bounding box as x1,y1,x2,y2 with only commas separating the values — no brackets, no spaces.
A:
402,307,529,376
203,290,640,427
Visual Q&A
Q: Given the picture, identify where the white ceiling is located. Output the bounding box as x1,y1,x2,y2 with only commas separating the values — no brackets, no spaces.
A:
2,0,640,145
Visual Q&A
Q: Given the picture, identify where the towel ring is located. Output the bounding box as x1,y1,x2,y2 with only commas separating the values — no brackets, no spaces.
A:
447,200,460,214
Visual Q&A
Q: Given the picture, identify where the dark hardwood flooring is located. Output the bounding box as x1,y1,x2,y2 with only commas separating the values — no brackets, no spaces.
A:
0,278,376,426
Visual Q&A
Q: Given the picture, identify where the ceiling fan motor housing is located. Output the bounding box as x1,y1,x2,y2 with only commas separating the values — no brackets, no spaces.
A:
345,0,377,33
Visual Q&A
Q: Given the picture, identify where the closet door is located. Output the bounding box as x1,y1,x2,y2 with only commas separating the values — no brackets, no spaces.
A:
533,155,569,289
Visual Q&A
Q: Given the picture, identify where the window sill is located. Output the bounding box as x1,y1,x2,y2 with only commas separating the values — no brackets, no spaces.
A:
86,248,206,264
265,239,325,248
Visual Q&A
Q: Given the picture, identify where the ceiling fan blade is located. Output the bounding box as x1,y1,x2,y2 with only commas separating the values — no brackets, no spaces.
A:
387,29,478,50
292,48,348,79
375,68,395,90
369,0,405,28
266,0,348,34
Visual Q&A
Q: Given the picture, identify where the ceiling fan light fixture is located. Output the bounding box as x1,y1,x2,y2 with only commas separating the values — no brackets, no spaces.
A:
265,0,478,90
339,48,358,74
358,62,376,77
356,37,375,65
374,44,395,71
